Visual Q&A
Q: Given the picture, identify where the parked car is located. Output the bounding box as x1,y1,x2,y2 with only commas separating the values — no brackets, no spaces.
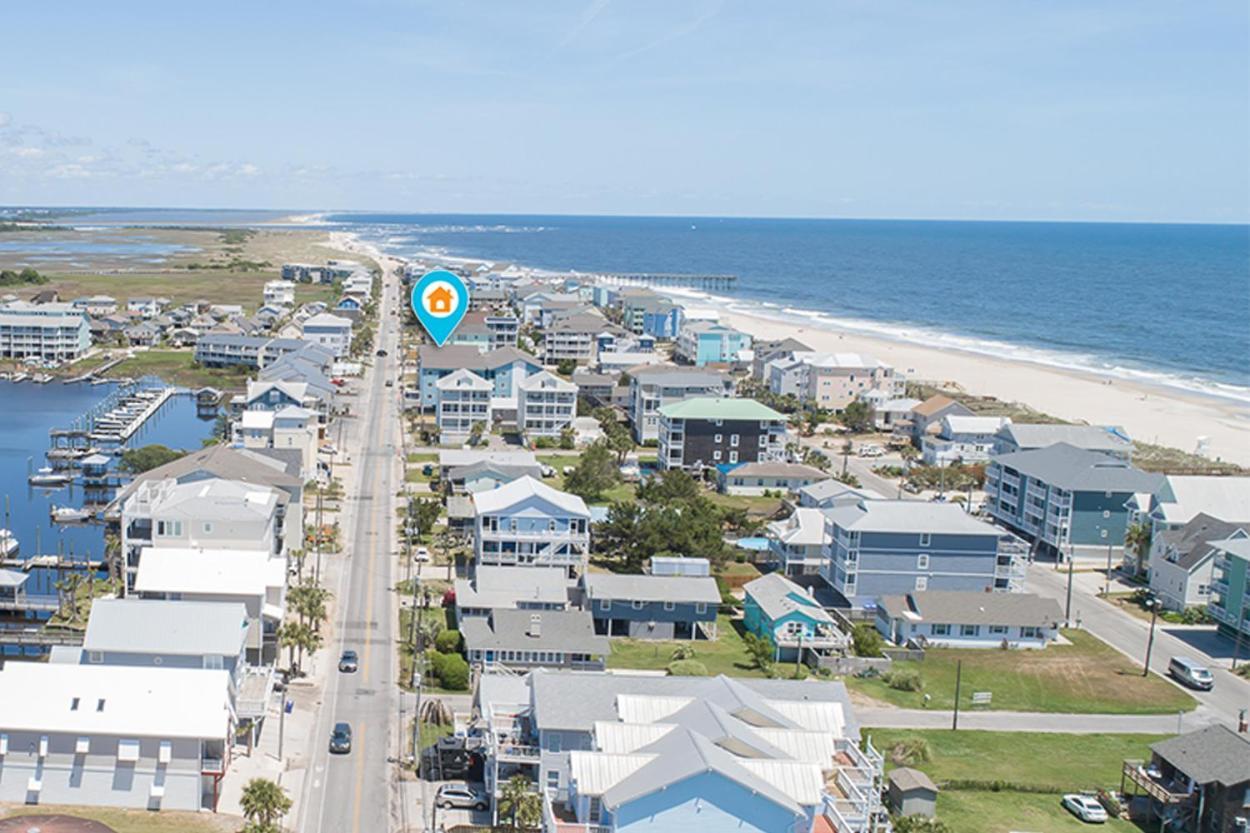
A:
385,379,394,387
436,784,488,811
1168,656,1214,690
858,444,884,458
376,348,388,357
1061,794,1108,823
414,546,431,562
338,650,359,673
330,722,353,754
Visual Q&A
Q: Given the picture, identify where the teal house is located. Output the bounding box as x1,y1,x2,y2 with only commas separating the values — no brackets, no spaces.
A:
1209,537,1250,642
675,321,752,366
743,573,848,661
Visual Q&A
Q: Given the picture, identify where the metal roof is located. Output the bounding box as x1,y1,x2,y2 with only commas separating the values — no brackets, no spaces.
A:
659,396,785,422
84,598,248,656
582,573,720,605
471,476,589,517
823,499,1005,536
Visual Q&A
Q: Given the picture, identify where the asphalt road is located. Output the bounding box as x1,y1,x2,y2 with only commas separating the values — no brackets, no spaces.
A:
297,256,404,833
1027,562,1250,728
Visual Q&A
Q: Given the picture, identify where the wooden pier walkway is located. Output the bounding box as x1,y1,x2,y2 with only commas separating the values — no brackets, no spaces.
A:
599,273,737,291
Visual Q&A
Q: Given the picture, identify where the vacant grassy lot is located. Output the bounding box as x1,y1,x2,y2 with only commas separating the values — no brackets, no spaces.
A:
103,349,251,389
0,804,236,833
606,614,770,678
867,730,1160,833
847,629,1196,714
44,269,336,313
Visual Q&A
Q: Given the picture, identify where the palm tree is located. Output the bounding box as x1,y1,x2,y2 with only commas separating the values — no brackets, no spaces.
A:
278,622,322,674
498,774,542,829
1124,522,1152,577
239,778,292,832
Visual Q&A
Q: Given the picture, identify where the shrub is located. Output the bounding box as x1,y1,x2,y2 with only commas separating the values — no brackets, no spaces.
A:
437,653,470,690
425,649,448,680
852,623,884,657
883,668,923,692
670,644,696,661
434,629,462,654
666,659,709,677
887,737,932,766
894,816,952,833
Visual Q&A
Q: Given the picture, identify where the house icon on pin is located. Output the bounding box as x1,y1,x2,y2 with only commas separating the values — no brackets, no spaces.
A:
426,285,454,314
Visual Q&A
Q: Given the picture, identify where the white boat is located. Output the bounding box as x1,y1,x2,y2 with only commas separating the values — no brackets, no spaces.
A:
50,506,92,524
33,373,53,384
11,373,28,383
0,529,17,557
28,466,72,487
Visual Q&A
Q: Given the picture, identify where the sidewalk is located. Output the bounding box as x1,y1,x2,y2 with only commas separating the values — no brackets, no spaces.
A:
857,704,1224,734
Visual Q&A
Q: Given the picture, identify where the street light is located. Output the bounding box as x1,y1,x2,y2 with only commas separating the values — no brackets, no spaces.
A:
1142,597,1160,677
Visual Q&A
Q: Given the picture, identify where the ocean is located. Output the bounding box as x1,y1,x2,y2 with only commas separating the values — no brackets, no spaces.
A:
326,213,1250,403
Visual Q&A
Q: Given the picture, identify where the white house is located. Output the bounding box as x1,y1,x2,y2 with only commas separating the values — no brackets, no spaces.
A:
0,663,234,812
517,370,578,439
435,368,493,443
472,476,590,571
126,297,164,319
0,301,92,362
921,415,1011,466
766,508,829,576
876,591,1063,649
263,280,296,307
1148,515,1248,612
234,406,319,479
299,313,353,358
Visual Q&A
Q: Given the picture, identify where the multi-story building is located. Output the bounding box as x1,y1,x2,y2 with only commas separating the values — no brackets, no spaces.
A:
1208,536,1250,642
299,312,353,358
262,280,295,307
1121,726,1250,833
674,321,751,366
581,573,720,640
70,295,119,316
1124,475,1250,539
472,476,590,571
1149,515,1248,613
454,565,572,619
449,311,520,351
517,370,577,439
908,395,974,448
0,301,91,362
766,507,829,576
921,415,1011,466
233,405,318,478
126,297,165,319
766,351,900,411
821,499,1028,607
473,670,888,833
985,442,1164,560
626,364,732,442
195,334,333,370
415,345,542,409
542,312,617,365
657,397,787,471
743,572,849,660
435,368,493,442
994,423,1133,459
0,663,234,812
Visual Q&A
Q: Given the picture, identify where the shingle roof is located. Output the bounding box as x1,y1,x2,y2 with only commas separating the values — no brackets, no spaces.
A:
990,443,1164,493
823,499,1004,536
84,599,248,657
455,566,570,610
723,461,826,480
1157,514,1249,570
110,444,301,512
1150,725,1250,785
911,395,968,418
582,574,720,605
877,591,1063,627
798,479,885,505
744,573,835,625
997,423,1133,453
889,767,938,793
461,609,608,655
435,368,491,391
659,397,785,421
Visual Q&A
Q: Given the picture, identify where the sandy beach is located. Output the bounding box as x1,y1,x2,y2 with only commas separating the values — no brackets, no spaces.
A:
720,307,1250,466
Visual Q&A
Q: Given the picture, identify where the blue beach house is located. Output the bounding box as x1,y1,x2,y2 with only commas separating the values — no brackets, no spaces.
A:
675,321,752,366
743,573,848,661
581,573,720,640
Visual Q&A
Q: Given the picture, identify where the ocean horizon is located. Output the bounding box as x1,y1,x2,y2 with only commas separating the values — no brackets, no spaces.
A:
324,212,1250,404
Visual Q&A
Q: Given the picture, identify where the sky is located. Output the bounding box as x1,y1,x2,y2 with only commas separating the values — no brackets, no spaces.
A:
1,1,1247,222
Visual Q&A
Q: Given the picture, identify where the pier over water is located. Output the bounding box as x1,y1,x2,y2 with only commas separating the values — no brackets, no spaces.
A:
598,272,737,291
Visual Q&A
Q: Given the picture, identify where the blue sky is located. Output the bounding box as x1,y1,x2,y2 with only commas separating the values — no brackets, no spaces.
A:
1,1,1246,222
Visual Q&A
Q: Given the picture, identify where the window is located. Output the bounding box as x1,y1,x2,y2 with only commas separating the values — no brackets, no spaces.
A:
631,600,645,610
117,739,140,762
960,624,980,637
730,434,739,447
96,699,106,712
714,419,723,427
915,576,928,591
713,450,722,461
70,697,80,711
599,599,611,612
547,770,560,790
1100,529,1108,539
203,654,224,670
714,434,722,443
931,624,950,635
1102,510,1110,519
695,602,707,614
588,797,603,823
729,451,738,464
1021,626,1040,639
159,741,172,764
989,625,1008,635
88,651,102,664
919,533,931,547
917,554,930,570
203,522,214,534
548,734,562,752
76,737,90,754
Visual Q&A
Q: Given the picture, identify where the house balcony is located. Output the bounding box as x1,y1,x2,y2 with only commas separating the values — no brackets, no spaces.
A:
1121,760,1198,806
201,757,226,774
775,629,850,651
496,741,542,764
235,665,276,720
543,791,613,833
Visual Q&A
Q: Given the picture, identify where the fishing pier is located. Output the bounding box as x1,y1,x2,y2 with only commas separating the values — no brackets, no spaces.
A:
598,272,737,291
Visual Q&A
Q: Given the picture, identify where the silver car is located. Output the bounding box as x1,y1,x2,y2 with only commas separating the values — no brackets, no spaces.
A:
436,784,488,811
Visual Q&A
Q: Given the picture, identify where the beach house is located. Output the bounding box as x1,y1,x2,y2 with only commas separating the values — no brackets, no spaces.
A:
0,663,235,812
262,280,295,307
415,345,542,409
657,397,788,471
718,461,828,496
233,405,319,478
471,476,591,571
581,573,720,640
766,507,829,576
994,423,1133,459
543,312,622,365
674,321,752,366
985,443,1164,561
435,368,493,443
921,414,1011,466
907,395,973,448
1148,515,1248,613
299,312,353,358
461,609,608,672
821,499,1028,607
1208,537,1250,643
626,364,732,442
743,573,849,661
798,479,886,509
517,370,578,440
1120,726,1250,833
1124,474,1250,538
454,566,572,619
874,591,1063,649
766,351,900,411
0,301,91,362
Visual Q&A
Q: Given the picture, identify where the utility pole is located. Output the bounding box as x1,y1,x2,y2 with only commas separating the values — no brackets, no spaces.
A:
1104,543,1113,597
951,660,963,731
1142,599,1159,677
314,489,324,585
1232,606,1246,672
1064,550,1075,626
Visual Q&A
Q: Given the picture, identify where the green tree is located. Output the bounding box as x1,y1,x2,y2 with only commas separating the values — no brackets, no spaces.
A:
852,622,884,657
436,652,470,690
667,659,709,676
556,358,577,376
406,496,442,540
562,441,620,501
1124,522,1152,576
434,629,462,654
636,469,700,504
558,425,576,449
288,578,331,632
498,774,542,829
119,444,184,473
840,400,874,433
278,621,322,674
894,815,952,833
239,778,292,832
742,632,775,671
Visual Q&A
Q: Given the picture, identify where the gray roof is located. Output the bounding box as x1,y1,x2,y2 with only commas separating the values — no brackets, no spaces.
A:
447,460,544,483
823,499,1004,536
418,344,540,371
722,461,827,480
990,443,1163,493
581,573,720,605
461,609,608,655
878,591,1063,628
889,767,938,794
108,444,301,513
627,364,727,386
455,566,571,610
997,423,1132,453
83,599,248,656
528,670,859,737
1157,514,1249,570
744,573,835,625
798,479,885,505
1151,725,1250,785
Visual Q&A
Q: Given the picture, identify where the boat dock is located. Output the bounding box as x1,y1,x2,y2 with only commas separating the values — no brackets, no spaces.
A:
49,378,181,450
0,626,85,647
1,555,108,572
63,354,127,384
598,273,737,291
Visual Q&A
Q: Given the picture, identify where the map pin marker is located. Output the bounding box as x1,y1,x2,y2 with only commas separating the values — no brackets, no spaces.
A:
411,269,470,347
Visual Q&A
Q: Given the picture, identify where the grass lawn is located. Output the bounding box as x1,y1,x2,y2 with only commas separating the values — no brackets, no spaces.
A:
103,349,252,389
867,730,1161,833
707,492,785,517
846,629,1197,714
606,614,769,677
45,269,338,314
0,805,235,832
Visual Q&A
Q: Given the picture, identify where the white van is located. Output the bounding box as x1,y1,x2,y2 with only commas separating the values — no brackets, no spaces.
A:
1168,656,1214,691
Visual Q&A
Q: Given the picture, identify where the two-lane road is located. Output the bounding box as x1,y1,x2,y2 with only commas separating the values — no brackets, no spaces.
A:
298,256,405,833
